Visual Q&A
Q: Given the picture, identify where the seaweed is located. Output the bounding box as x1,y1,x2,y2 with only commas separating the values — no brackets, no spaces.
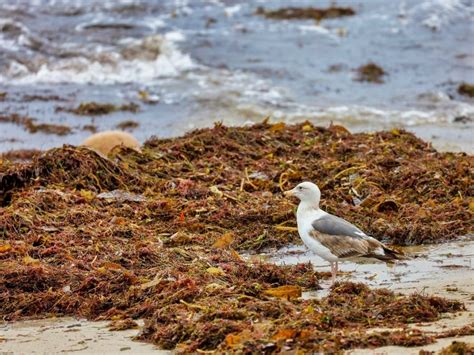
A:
1,149,42,163
84,23,136,30
436,323,474,338
23,94,67,102
453,116,472,124
116,120,139,130
0,113,72,135
139,282,462,352
1,122,472,245
439,341,474,355
0,146,141,206
25,122,71,135
57,102,139,115
256,7,355,22
356,63,386,83
109,318,139,331
458,83,474,98
0,122,472,352
82,124,98,133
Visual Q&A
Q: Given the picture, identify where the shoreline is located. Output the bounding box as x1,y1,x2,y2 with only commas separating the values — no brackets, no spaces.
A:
2,120,473,161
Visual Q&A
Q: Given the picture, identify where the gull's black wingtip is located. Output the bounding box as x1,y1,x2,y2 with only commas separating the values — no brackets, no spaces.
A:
381,245,409,261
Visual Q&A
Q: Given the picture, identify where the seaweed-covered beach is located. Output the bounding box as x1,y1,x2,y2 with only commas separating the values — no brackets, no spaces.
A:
1,122,473,352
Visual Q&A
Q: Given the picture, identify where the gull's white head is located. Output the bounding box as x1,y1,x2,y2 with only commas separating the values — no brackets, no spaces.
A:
284,181,321,207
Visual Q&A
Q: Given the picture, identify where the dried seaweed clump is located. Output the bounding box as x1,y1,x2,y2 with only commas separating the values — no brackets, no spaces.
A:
356,63,386,83
210,282,464,353
256,7,355,21
1,149,42,163
0,146,141,205
458,83,474,98
58,102,139,115
439,341,474,355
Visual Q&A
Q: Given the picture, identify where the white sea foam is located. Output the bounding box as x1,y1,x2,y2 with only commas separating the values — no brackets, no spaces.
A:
0,18,32,52
0,36,20,52
306,104,474,126
0,32,194,84
224,5,241,17
164,31,186,42
404,0,473,30
221,100,474,128
144,18,167,31
297,25,340,41
188,68,287,109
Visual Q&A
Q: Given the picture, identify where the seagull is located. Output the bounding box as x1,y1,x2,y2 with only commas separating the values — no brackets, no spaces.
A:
284,181,403,283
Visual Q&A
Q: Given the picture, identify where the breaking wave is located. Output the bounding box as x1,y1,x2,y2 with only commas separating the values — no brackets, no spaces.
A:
401,0,473,30
0,26,194,84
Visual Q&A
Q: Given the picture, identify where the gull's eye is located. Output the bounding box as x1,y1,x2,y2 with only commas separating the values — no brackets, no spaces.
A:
298,186,303,190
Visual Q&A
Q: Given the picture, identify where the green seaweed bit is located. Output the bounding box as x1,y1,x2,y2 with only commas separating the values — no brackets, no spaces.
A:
0,122,472,352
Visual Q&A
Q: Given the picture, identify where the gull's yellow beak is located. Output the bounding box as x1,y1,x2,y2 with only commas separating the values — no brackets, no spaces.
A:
284,189,294,197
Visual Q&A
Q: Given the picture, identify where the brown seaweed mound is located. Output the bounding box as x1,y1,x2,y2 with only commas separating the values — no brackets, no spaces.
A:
1,122,472,246
256,7,355,21
458,83,474,98
356,63,386,83
439,341,474,355
56,102,139,115
116,120,140,130
0,122,472,352
213,283,465,353
1,149,42,163
0,113,71,135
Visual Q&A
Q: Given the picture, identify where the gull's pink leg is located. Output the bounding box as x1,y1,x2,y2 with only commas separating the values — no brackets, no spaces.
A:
330,262,336,284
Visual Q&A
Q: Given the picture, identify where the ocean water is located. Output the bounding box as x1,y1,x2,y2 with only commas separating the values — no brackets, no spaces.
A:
0,0,473,152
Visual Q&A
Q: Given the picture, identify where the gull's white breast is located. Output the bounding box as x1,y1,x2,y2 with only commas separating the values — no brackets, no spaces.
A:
296,205,339,262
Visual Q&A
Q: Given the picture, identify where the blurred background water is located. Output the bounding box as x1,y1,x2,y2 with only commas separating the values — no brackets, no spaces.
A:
0,0,473,152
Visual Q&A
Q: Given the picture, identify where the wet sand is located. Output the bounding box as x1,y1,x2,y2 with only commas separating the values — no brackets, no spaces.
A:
408,122,474,154
270,239,474,353
0,318,166,354
1,240,472,354
269,239,473,292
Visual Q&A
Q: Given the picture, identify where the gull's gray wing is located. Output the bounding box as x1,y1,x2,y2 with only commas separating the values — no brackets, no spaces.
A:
311,214,367,239
310,214,384,259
